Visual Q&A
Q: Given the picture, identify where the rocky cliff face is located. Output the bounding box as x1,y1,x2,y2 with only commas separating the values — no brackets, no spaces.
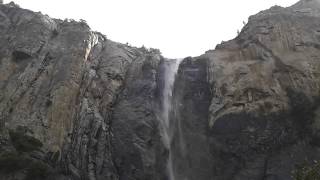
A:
0,2,166,180
0,0,320,180
169,1,320,179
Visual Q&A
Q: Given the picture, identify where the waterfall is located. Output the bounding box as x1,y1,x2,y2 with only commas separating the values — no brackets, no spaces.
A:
159,58,182,180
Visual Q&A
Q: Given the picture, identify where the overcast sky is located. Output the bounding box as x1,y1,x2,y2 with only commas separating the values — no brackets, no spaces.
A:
7,0,298,58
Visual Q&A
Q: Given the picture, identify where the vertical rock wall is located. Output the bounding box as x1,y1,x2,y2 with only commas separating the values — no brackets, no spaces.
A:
1,1,320,180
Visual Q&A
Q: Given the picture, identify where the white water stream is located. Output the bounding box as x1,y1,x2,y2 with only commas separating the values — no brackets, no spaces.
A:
159,58,182,180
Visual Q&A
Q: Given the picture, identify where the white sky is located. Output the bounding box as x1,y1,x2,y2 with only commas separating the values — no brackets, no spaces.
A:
7,0,298,58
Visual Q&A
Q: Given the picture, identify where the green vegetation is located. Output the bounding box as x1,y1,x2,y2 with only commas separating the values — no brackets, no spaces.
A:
294,161,320,180
0,151,29,173
0,151,52,179
0,126,51,179
25,161,51,180
9,126,43,153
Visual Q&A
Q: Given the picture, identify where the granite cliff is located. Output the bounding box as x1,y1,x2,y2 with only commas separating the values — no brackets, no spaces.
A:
0,0,320,180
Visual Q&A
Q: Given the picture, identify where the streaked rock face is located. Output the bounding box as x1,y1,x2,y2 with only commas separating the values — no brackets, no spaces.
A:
0,2,165,180
171,1,320,179
1,0,320,180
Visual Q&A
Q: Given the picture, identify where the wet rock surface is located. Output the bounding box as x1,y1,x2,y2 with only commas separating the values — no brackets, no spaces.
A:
170,57,213,180
1,0,320,180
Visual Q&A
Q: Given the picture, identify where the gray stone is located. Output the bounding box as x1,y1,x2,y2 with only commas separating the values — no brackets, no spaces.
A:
1,0,320,180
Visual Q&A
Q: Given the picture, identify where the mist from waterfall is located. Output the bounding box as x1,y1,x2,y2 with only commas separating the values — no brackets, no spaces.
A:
159,58,182,180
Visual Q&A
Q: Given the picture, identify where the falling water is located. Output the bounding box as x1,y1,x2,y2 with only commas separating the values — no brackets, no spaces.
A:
159,58,182,180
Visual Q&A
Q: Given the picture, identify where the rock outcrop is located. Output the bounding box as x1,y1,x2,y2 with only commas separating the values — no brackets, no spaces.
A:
1,0,320,180
169,1,320,179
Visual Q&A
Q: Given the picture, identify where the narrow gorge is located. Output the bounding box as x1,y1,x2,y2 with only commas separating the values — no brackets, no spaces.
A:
1,0,320,180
